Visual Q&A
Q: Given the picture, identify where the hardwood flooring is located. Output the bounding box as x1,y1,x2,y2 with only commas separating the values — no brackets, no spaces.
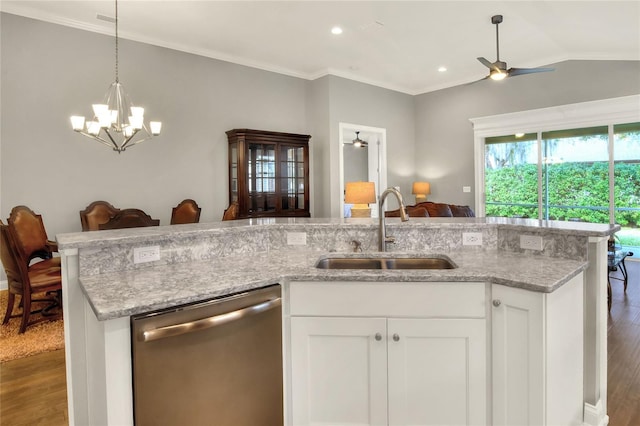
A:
0,349,68,426
607,258,640,426
0,259,638,426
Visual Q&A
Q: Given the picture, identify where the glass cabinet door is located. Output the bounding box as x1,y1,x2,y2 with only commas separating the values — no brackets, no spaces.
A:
229,142,238,203
248,143,276,214
279,145,306,212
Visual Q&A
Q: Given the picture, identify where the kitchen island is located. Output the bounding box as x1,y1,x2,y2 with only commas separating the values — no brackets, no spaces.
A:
57,217,615,425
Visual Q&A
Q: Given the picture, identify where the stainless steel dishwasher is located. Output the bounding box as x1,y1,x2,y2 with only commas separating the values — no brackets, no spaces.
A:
131,284,283,426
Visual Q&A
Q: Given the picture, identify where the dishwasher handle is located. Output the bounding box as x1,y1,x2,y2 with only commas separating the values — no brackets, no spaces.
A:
141,297,281,342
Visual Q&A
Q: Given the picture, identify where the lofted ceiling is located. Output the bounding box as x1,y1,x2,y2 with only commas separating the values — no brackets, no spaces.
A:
2,1,639,95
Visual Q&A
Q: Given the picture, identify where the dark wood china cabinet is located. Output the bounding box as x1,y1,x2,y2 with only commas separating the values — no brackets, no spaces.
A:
227,129,311,219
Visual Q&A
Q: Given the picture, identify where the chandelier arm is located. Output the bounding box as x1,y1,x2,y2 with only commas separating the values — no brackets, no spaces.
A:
119,129,140,151
77,132,119,149
103,129,123,151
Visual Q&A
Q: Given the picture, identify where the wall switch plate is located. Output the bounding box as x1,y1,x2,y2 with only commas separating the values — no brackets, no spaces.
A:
286,232,307,245
462,232,483,246
520,235,543,251
463,186,471,193
133,246,160,263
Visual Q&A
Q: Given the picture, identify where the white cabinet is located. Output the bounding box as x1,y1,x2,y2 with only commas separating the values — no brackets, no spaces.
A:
285,281,487,426
491,273,584,426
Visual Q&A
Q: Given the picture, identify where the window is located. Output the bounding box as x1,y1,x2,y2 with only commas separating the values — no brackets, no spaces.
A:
541,126,609,222
471,95,640,256
484,133,538,218
613,123,640,250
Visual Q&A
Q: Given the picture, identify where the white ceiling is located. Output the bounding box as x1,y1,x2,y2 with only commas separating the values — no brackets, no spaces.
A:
3,1,639,94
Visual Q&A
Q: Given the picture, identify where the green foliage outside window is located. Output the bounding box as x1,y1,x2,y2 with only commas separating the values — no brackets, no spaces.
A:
485,162,640,227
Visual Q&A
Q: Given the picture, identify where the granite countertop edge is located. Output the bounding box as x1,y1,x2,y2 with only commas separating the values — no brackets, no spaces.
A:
79,249,589,321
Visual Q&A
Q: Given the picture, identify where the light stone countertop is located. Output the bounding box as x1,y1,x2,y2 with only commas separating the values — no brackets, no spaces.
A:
80,248,588,321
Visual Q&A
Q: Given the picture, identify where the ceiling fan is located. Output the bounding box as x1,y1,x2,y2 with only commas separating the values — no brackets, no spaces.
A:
348,131,368,148
477,14,554,81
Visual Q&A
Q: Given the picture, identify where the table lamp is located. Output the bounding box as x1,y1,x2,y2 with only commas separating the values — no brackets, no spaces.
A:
412,181,431,203
345,182,376,217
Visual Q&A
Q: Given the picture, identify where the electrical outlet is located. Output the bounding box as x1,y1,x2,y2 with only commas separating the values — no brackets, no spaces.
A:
462,232,483,246
133,246,160,263
286,232,307,245
520,235,543,251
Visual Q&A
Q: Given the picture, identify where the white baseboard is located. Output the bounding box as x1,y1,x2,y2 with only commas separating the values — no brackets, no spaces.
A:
584,400,609,426
0,279,7,291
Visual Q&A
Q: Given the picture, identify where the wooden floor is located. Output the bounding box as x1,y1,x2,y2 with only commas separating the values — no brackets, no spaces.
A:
607,258,640,426
0,349,68,426
0,259,638,425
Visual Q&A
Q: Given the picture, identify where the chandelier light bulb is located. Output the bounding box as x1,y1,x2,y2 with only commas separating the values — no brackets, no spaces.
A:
70,116,85,131
150,121,162,136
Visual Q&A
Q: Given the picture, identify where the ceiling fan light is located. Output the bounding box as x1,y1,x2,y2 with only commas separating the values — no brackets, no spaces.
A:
490,70,507,81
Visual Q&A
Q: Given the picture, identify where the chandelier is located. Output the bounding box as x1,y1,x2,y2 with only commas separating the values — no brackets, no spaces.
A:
70,0,161,153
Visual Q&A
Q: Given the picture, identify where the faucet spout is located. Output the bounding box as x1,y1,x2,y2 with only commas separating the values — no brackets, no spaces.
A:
378,187,409,251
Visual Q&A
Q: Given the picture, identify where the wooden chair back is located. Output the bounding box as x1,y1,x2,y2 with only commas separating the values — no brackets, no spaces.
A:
7,205,57,263
171,199,202,225
80,201,121,231
222,202,239,221
98,209,160,230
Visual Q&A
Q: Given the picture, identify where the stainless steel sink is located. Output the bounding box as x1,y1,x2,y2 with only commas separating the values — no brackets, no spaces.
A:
315,256,456,270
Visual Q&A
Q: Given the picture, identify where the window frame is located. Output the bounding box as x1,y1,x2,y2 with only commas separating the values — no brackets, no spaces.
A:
470,95,640,219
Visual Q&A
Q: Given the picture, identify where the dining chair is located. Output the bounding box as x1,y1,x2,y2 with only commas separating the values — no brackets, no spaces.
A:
1,220,62,333
222,202,239,221
7,205,59,265
80,200,121,231
98,209,160,230
170,199,201,225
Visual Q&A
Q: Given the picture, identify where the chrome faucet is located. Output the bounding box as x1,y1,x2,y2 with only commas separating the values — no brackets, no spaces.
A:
378,187,409,251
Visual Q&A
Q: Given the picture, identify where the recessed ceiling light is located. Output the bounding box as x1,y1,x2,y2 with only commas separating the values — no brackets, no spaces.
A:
331,26,343,35
515,133,525,138
438,66,447,72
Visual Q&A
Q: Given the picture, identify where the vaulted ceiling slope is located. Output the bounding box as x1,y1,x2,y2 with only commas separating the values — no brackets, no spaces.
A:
2,1,639,94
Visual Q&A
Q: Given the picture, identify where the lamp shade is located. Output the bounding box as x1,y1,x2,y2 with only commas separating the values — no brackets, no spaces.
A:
345,182,376,204
412,182,431,196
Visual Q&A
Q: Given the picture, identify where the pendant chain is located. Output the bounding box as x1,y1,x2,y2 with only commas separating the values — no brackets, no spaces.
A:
115,0,119,83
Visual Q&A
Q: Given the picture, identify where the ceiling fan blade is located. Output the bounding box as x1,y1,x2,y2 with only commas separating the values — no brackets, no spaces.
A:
509,67,554,77
477,57,495,69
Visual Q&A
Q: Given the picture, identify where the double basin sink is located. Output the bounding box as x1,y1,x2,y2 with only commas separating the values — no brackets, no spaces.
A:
316,255,456,270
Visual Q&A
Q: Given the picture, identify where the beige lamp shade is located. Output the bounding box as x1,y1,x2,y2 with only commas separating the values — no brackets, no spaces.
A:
412,181,431,201
345,181,376,217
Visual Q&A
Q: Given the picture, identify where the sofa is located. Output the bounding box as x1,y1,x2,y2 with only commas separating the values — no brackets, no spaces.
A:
385,201,475,218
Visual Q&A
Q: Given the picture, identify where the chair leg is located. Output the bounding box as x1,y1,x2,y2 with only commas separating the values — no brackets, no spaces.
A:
620,259,629,292
608,277,612,312
19,294,31,334
2,292,16,324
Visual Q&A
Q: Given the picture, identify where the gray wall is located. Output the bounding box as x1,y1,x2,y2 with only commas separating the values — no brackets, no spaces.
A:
1,13,310,235
414,60,640,207
2,12,639,241
327,76,416,215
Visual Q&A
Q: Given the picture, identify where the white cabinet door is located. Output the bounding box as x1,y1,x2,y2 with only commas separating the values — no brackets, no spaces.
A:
290,316,388,426
492,276,584,426
387,318,487,426
491,284,544,426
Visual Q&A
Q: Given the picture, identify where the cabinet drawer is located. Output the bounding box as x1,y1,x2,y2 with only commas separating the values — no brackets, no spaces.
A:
288,281,486,318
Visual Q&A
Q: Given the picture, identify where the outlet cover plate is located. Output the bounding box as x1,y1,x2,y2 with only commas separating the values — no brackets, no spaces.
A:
286,232,307,245
520,235,543,251
133,246,161,263
462,232,483,246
